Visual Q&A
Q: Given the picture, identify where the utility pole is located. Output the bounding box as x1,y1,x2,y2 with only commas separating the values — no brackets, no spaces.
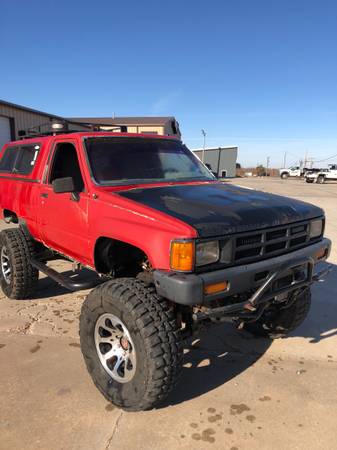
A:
304,149,308,168
283,151,287,168
266,156,270,176
201,129,206,162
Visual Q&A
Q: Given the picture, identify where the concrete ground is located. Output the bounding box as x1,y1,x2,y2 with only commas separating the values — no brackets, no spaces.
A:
0,177,336,450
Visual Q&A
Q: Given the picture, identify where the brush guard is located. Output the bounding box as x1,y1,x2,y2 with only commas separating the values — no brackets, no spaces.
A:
192,257,332,324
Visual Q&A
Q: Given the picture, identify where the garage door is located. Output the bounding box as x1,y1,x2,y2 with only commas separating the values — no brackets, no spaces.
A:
0,116,12,150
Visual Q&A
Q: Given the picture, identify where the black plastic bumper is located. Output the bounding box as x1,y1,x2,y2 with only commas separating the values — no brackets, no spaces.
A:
153,238,331,305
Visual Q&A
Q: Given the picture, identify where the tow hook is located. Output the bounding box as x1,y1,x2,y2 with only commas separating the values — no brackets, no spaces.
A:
243,302,256,312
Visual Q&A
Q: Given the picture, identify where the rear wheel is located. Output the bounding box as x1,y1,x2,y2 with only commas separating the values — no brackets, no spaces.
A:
80,278,182,411
0,228,38,299
243,289,311,339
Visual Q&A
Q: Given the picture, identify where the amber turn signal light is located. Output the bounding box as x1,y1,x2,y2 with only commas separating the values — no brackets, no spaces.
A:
204,281,228,295
170,241,194,271
315,248,327,261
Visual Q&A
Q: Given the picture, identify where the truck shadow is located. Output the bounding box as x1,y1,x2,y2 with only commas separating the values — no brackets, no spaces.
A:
163,263,337,407
162,325,272,408
289,263,337,343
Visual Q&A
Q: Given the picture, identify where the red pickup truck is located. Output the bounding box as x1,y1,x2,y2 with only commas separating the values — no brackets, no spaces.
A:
0,129,331,411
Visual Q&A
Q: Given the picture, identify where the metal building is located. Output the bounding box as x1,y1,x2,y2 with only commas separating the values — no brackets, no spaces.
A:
0,100,64,149
0,99,182,150
193,146,238,178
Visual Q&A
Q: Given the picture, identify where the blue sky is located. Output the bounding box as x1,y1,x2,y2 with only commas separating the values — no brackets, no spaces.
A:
1,0,337,167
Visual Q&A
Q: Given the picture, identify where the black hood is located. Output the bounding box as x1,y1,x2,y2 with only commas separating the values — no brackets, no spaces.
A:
118,182,324,237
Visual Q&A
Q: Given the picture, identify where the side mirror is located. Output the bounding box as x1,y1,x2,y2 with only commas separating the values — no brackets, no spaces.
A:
52,177,75,194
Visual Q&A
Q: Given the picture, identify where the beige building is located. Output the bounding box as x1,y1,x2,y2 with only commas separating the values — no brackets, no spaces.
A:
69,116,181,138
0,99,181,150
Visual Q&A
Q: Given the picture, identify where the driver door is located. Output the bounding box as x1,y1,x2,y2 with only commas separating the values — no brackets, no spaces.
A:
39,140,91,263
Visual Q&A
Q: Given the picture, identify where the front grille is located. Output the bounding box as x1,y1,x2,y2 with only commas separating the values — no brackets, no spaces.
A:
237,234,262,247
232,220,312,264
195,218,323,274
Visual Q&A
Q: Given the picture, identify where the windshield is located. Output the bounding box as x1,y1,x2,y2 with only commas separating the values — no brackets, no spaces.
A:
84,137,214,185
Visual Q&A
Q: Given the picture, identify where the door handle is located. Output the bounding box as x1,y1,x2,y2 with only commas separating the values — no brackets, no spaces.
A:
41,193,48,198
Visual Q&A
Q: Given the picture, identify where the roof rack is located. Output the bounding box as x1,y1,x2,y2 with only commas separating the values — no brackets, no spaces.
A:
18,119,127,139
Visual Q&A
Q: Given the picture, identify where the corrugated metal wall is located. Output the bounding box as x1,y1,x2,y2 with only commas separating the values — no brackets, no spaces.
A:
0,104,59,139
193,147,238,177
219,147,238,177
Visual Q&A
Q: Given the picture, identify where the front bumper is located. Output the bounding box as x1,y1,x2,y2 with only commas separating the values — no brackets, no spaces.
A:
153,238,331,306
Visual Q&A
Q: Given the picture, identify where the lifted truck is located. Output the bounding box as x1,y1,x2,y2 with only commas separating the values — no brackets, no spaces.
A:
0,128,332,411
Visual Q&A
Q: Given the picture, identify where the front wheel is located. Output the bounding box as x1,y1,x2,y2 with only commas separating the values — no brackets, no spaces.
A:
281,173,288,179
317,175,325,184
80,278,182,411
306,178,314,183
243,289,311,339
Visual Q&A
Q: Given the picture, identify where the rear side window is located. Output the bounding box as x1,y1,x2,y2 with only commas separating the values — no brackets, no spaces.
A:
0,144,40,174
15,145,40,174
0,147,20,172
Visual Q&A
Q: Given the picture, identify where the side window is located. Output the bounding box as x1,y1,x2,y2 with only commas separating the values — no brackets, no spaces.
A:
15,144,40,174
0,146,20,172
49,142,84,192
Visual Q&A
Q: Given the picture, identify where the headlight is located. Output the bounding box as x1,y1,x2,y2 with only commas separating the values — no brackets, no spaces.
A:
310,219,323,238
196,241,219,266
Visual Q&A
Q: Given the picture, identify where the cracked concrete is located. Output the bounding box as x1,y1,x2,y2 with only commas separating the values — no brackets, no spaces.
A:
0,178,337,450
105,412,123,450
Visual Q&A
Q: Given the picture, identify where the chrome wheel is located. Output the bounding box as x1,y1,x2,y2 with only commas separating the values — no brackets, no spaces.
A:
1,246,11,284
94,313,136,383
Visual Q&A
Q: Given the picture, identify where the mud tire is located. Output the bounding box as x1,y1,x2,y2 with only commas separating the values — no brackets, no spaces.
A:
244,289,311,339
0,228,38,299
80,278,182,411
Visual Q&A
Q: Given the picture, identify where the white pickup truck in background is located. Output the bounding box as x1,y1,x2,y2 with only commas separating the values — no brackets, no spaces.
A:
279,166,302,179
280,166,323,180
305,165,337,184
279,166,309,179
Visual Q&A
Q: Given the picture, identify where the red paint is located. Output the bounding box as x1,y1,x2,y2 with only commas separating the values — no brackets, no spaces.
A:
0,132,198,270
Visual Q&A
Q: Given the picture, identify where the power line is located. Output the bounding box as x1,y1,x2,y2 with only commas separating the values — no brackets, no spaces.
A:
314,152,337,163
287,159,300,168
